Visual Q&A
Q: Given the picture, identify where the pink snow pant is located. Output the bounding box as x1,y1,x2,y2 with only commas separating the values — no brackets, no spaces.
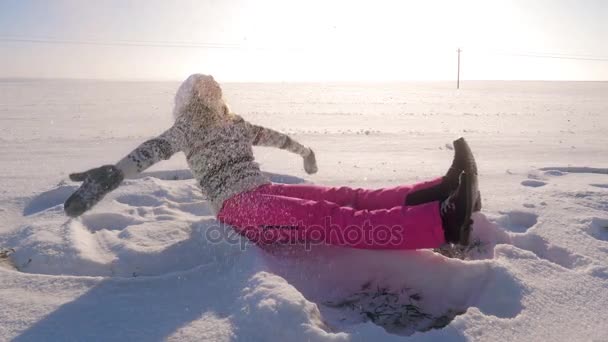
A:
217,178,446,250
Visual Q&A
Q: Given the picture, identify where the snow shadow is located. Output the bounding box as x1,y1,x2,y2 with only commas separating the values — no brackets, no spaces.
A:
11,254,258,341
22,183,77,216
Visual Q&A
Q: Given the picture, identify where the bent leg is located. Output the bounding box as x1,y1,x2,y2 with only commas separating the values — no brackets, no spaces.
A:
261,178,443,210
217,189,445,250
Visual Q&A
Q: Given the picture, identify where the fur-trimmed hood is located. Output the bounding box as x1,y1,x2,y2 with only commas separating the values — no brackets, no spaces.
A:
173,74,228,122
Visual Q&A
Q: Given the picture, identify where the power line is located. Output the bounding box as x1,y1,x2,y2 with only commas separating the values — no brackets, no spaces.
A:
464,47,608,62
497,52,608,62
2,36,608,61
0,36,255,50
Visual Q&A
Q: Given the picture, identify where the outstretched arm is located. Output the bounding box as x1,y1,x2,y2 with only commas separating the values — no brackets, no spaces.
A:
248,123,318,174
115,128,180,178
64,127,182,217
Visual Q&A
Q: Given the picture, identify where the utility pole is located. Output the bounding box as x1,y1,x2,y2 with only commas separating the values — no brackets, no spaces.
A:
457,48,461,89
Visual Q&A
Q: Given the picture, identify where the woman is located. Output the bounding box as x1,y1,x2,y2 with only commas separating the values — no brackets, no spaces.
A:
64,74,480,249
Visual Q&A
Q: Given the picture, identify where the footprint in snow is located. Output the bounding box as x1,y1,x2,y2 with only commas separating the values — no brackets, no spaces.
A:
539,166,608,175
585,217,608,242
80,212,144,232
521,180,547,188
543,170,566,176
509,233,592,271
564,190,608,212
453,213,594,272
495,210,538,233
115,194,164,207
590,184,608,189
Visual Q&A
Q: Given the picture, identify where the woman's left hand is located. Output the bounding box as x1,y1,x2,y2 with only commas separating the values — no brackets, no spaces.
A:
303,149,318,174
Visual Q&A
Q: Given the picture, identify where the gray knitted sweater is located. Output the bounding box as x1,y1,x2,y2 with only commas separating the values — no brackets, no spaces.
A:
115,111,313,214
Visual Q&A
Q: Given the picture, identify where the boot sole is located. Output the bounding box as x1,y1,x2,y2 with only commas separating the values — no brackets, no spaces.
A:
458,171,475,246
453,137,482,212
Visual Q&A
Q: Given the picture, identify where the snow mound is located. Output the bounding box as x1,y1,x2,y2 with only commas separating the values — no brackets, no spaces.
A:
5,167,607,340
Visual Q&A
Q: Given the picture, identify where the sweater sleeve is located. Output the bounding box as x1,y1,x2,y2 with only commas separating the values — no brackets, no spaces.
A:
115,125,183,178
247,122,311,157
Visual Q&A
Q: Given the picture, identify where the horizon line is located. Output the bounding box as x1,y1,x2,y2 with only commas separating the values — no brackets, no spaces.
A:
1,77,607,83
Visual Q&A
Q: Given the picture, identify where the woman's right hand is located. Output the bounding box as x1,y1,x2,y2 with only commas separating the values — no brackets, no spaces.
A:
64,165,124,217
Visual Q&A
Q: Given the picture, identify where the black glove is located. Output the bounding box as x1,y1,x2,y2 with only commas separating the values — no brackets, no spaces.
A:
303,149,318,175
64,165,124,217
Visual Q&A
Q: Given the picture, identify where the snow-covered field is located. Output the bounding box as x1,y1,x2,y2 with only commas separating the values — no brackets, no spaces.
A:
1,79,607,341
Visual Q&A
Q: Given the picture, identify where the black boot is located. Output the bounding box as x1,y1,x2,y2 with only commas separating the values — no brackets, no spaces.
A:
404,138,466,206
440,171,474,246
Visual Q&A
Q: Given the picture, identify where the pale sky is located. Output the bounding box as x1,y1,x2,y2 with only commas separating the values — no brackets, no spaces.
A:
0,0,607,81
